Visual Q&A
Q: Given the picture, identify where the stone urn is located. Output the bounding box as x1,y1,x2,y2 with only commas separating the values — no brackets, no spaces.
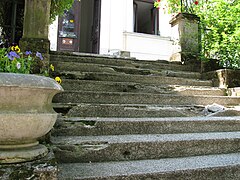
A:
0,73,63,164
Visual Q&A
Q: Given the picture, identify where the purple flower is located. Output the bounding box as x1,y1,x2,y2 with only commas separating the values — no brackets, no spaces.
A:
7,51,20,60
25,51,32,55
36,52,43,60
7,53,14,60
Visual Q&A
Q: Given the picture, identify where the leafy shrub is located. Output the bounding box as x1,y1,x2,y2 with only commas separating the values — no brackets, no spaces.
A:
195,0,240,69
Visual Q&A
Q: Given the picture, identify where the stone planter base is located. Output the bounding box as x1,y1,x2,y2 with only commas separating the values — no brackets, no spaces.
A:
0,144,48,164
0,113,57,164
0,73,63,164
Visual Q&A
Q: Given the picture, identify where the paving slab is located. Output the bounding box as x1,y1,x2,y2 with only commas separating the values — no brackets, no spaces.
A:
60,79,225,96
52,132,240,163
57,153,240,179
57,71,212,86
50,53,197,72
52,116,240,136
53,91,240,106
51,61,202,79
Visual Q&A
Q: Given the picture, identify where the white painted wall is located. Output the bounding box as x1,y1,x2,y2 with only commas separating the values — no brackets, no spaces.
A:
49,17,58,51
123,32,173,60
158,2,173,37
100,0,133,55
100,0,174,60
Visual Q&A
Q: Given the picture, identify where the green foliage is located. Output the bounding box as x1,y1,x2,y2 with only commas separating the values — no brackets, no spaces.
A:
0,46,62,84
50,0,75,22
161,0,239,69
165,0,199,14
0,46,46,75
195,0,240,69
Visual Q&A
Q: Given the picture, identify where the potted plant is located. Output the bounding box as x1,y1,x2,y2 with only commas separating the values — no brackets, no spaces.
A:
0,45,63,164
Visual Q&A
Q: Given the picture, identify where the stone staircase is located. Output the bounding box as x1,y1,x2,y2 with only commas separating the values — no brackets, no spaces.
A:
50,52,240,179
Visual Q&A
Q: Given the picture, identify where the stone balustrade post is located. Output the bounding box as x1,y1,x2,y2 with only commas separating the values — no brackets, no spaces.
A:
169,13,201,71
19,0,51,73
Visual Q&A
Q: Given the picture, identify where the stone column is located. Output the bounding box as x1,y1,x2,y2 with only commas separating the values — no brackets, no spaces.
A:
19,0,51,74
169,13,200,70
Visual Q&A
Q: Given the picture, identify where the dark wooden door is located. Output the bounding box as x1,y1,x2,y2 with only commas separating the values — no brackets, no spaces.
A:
151,7,159,35
57,0,81,52
91,0,101,54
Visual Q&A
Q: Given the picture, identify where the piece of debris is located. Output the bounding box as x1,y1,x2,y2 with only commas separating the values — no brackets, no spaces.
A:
203,103,225,115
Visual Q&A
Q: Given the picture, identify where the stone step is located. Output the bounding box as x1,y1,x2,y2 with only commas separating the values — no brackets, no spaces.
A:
52,116,240,136
51,61,202,79
60,79,225,96
57,71,211,86
53,91,240,106
57,153,240,179
50,53,199,72
227,87,240,96
53,103,205,117
51,132,240,163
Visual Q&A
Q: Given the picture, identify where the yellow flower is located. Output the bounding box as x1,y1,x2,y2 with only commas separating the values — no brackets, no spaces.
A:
55,77,62,84
50,64,55,71
11,45,21,53
15,45,21,53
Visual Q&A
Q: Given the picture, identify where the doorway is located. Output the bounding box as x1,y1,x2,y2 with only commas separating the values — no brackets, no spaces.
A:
57,0,81,52
57,0,101,53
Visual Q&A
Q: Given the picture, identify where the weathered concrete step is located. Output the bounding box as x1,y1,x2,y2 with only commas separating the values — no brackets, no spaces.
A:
50,53,198,72
51,61,201,79
57,71,211,86
52,116,240,136
57,153,240,179
60,79,225,96
202,69,240,88
52,132,240,163
227,87,240,96
54,103,205,117
53,91,240,106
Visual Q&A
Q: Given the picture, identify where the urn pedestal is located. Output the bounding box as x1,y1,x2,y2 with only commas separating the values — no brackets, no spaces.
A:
0,73,63,164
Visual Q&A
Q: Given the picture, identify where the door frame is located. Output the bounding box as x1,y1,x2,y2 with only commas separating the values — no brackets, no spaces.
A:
91,0,101,54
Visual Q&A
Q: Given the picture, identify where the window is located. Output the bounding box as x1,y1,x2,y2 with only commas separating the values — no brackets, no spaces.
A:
133,0,159,35
59,9,77,38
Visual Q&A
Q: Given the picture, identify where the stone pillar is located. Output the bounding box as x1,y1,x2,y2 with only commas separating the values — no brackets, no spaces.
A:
169,13,200,69
19,0,51,74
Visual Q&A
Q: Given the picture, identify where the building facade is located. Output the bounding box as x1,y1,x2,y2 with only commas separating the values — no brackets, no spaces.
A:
49,0,176,60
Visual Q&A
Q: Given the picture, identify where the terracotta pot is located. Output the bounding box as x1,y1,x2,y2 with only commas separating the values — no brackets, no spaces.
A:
0,73,63,163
